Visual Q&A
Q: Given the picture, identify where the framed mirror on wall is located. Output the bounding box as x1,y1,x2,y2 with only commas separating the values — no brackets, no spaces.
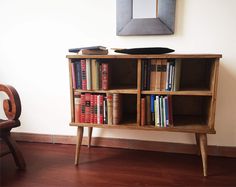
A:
116,0,176,36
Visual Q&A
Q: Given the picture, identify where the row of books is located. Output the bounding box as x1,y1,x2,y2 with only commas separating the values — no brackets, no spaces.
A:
141,59,181,91
74,93,122,125
141,95,173,127
71,59,109,90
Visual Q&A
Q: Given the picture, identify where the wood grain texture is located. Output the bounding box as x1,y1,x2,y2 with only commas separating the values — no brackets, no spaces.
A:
66,54,222,59
1,142,236,187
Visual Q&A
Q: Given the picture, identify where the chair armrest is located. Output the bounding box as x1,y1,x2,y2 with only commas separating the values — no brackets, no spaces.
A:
0,84,21,120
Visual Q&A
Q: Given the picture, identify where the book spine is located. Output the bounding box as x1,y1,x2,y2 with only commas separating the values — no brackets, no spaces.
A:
150,59,162,91
145,95,151,125
96,61,100,90
80,60,87,90
91,59,97,90
101,63,109,90
94,94,97,124
168,95,173,125
74,96,80,123
99,95,104,124
86,59,91,90
165,62,170,91
107,94,113,125
85,93,91,123
75,61,82,89
97,95,100,124
103,97,107,124
80,94,85,123
150,94,155,124
141,97,146,126
165,96,169,127
155,95,160,127
99,63,102,89
71,62,76,89
90,94,94,124
159,96,163,127
113,94,122,125
160,60,167,91
163,96,167,127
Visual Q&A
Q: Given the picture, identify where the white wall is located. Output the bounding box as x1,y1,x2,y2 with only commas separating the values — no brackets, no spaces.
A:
0,0,235,146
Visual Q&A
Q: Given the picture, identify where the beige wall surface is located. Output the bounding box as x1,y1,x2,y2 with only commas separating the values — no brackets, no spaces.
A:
0,0,235,146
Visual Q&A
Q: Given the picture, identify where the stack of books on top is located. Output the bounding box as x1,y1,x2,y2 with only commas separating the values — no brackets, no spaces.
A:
69,46,108,55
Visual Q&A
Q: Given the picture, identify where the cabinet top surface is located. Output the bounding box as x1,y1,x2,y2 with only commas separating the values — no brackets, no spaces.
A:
66,54,222,59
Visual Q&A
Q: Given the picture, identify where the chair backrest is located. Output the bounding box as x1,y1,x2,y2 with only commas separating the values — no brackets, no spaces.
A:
0,84,21,120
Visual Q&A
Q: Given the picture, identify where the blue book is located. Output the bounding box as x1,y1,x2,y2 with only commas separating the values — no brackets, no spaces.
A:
74,61,82,89
150,95,155,113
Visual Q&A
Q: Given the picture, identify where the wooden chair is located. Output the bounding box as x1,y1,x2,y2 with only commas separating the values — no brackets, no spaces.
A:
0,84,26,169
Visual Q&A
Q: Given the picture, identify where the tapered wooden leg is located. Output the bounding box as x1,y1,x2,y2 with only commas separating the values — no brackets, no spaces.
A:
88,127,93,148
75,126,84,165
195,133,200,155
3,131,26,170
199,133,208,177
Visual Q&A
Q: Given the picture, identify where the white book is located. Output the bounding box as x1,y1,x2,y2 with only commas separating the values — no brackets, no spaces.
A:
155,96,160,127
163,97,166,127
165,62,170,90
86,59,91,90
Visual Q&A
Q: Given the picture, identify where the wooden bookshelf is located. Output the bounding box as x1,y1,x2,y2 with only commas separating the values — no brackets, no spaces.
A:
67,54,222,176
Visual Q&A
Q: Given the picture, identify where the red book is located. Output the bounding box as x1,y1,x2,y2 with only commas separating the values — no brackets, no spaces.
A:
101,63,109,90
141,97,146,126
94,94,98,124
74,96,80,123
85,93,91,123
99,95,104,124
90,94,94,124
80,94,85,123
80,59,87,90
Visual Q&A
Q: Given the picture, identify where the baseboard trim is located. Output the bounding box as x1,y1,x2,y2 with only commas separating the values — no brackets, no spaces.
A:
12,132,236,158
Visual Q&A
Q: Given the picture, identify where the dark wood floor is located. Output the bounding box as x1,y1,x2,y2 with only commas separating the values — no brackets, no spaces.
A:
0,142,236,187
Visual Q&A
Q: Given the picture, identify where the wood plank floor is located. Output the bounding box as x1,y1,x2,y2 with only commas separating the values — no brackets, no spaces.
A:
0,142,236,187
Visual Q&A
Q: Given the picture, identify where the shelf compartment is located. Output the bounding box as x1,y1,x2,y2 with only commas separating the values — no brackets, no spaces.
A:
172,95,212,128
179,58,215,91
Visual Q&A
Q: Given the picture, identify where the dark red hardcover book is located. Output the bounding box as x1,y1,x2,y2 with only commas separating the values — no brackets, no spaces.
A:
80,94,85,123
85,93,91,123
80,59,87,90
141,97,146,126
101,63,109,90
90,94,94,124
